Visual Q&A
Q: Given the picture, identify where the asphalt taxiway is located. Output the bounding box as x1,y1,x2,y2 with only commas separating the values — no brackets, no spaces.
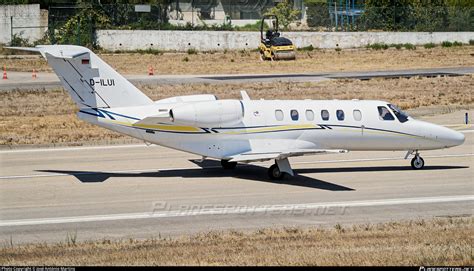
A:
0,111,472,244
1,66,473,90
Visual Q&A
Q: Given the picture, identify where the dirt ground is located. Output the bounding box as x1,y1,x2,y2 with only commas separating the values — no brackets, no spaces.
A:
0,75,472,146
1,46,473,75
1,217,471,266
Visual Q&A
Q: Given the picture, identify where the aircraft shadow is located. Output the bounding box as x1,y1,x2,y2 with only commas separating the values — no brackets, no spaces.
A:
297,165,468,174
36,161,353,191
36,164,466,191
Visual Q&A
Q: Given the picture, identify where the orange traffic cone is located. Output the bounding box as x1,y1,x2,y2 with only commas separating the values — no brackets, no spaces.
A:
148,65,154,76
2,65,7,80
32,69,37,79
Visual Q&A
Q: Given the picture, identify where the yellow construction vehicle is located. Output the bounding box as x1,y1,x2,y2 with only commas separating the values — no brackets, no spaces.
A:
258,15,296,61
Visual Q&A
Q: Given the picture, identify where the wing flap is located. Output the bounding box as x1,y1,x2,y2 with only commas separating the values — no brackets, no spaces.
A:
228,149,348,162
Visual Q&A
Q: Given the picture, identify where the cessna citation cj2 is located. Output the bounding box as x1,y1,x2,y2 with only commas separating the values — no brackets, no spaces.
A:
10,45,465,179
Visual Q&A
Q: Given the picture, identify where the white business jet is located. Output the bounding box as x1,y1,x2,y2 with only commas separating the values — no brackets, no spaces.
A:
9,45,465,179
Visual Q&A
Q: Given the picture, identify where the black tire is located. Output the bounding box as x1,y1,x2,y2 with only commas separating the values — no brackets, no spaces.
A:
221,160,237,170
268,164,285,180
411,156,425,170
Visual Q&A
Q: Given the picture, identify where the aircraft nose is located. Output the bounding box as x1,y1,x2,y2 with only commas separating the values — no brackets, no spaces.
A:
439,128,465,147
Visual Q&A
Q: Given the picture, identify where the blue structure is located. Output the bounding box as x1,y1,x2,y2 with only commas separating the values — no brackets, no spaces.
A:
328,0,364,31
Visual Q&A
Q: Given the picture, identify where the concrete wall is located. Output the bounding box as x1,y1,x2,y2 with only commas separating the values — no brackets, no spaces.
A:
0,4,47,44
97,30,474,51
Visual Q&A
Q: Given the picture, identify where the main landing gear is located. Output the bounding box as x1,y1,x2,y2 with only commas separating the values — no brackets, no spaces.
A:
406,150,425,170
222,158,295,180
221,159,237,170
268,158,294,180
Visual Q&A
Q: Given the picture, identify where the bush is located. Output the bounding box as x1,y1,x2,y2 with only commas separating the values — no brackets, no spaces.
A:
452,41,463,47
403,43,416,50
187,48,198,55
367,43,389,50
424,43,436,49
182,56,189,62
298,45,314,51
470,40,474,45
9,33,32,47
136,48,163,55
441,41,453,47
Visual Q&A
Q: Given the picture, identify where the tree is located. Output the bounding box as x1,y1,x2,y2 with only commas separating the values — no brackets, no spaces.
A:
360,0,415,31
304,0,330,28
266,0,301,30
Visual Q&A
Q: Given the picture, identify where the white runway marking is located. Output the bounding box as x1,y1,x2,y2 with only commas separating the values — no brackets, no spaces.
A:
0,153,471,180
1,195,472,227
0,144,154,154
460,130,474,133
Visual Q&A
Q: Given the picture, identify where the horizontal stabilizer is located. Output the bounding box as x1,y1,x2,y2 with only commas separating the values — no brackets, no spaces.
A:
6,46,89,59
133,112,171,126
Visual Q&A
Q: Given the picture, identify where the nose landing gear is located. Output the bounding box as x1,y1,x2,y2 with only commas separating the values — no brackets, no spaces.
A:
406,150,425,170
411,155,425,169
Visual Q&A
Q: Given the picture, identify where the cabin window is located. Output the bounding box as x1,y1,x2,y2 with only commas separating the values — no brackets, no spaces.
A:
378,106,395,121
336,110,345,121
321,110,329,121
290,110,299,121
275,110,284,121
305,110,314,121
353,109,362,121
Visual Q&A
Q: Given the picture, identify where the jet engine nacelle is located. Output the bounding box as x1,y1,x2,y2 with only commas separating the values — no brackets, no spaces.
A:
170,100,244,127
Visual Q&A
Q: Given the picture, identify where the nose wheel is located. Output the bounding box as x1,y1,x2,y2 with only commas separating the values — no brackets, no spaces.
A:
410,154,425,170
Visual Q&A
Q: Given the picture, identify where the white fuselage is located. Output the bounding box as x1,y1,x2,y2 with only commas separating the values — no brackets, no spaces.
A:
78,99,465,160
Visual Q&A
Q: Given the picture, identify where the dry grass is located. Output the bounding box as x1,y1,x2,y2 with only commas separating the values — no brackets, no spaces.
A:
1,46,473,75
1,217,472,266
0,75,472,146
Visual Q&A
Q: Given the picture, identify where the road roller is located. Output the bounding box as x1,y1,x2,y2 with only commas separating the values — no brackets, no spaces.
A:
258,14,296,61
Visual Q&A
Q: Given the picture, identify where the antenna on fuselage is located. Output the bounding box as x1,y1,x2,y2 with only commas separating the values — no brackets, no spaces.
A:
241,90,251,100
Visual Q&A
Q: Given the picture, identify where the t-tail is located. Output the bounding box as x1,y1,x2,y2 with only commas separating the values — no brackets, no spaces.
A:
7,45,153,109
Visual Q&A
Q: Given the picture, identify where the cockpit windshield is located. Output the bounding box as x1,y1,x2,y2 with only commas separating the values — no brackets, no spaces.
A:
388,104,410,123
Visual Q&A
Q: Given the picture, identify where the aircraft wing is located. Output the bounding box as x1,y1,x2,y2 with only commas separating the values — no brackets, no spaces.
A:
227,149,348,163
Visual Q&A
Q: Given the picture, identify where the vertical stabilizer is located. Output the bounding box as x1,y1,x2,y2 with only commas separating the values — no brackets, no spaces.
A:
9,45,153,109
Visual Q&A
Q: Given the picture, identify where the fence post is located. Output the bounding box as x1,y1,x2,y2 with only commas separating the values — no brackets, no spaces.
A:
10,16,13,45
466,112,469,125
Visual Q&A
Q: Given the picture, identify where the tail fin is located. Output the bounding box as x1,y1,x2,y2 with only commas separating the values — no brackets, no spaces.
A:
8,45,153,109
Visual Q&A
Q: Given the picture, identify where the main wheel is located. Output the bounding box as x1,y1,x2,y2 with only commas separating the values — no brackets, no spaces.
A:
411,156,425,170
268,164,285,180
221,160,237,170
